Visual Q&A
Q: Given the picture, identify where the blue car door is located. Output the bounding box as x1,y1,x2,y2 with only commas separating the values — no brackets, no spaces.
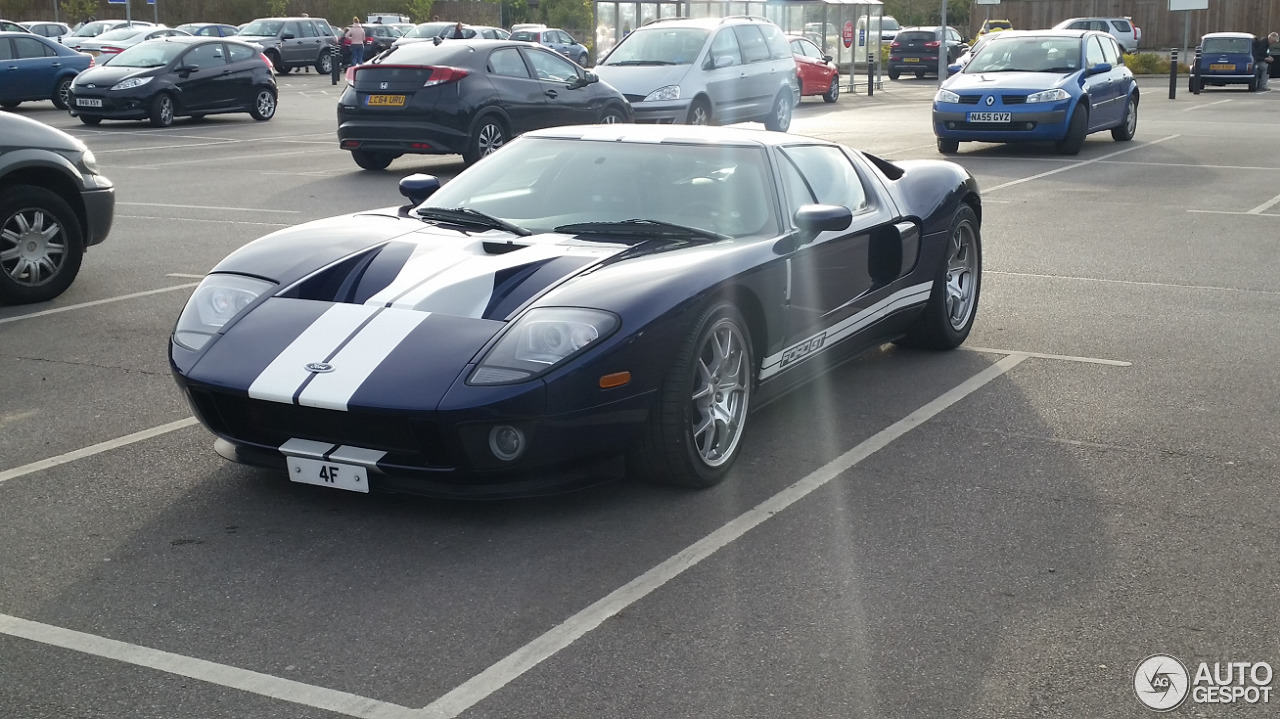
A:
1083,34,1120,128
5,36,60,102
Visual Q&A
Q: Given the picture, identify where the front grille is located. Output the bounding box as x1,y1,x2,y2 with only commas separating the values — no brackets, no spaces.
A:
1001,95,1027,104
190,389,454,467
623,93,648,103
957,95,982,104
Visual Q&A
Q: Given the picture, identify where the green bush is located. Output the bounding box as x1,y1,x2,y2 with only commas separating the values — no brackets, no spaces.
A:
1124,52,1191,75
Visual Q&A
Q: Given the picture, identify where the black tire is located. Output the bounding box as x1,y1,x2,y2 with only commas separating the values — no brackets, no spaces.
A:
1248,76,1258,92
1055,104,1087,155
686,97,711,125
148,93,175,128
937,137,959,154
598,104,626,124
463,114,507,165
78,115,101,126
822,76,839,103
52,77,73,110
351,149,394,171
629,302,753,488
267,51,287,75
576,52,589,67
249,87,276,121
888,67,900,80
1111,95,1137,141
915,70,926,79
316,52,334,75
895,204,981,350
763,90,792,132
0,186,85,304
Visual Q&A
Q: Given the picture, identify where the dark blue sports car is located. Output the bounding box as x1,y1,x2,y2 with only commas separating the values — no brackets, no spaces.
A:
169,125,982,498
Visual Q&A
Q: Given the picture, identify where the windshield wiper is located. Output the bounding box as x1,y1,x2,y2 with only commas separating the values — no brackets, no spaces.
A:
605,60,676,66
416,206,531,236
554,219,729,241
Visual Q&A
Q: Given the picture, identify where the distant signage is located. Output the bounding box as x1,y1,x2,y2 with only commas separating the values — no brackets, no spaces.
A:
974,0,1001,5
843,20,854,48
1169,0,1207,9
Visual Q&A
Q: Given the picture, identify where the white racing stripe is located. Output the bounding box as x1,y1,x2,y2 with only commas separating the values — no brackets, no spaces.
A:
249,305,381,405
364,244,475,307
298,308,430,411
760,282,932,379
383,243,569,315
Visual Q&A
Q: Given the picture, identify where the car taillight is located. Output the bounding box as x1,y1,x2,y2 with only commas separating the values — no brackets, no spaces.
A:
423,66,469,86
924,40,940,49
87,56,95,67
345,66,358,84
890,41,900,49
259,52,271,67
101,46,123,54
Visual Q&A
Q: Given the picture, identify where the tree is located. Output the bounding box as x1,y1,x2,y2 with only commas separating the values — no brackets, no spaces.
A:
61,0,101,24
538,0,591,32
407,0,435,22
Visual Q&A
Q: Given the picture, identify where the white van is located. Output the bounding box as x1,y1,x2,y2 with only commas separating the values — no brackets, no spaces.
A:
367,13,411,24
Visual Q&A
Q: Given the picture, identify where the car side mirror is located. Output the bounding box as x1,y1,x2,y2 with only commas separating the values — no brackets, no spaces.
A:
180,64,199,74
281,32,295,40
569,71,599,89
712,54,736,69
947,62,961,75
400,174,442,205
793,204,852,244
823,54,833,63
1088,62,1112,75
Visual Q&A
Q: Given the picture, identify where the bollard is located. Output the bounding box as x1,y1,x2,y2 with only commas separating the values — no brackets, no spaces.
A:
1192,46,1202,94
330,44,342,85
1169,47,1178,99
868,59,875,97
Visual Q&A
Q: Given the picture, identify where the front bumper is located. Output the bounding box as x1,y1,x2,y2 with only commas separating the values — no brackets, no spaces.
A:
933,104,1069,142
80,183,115,247
627,98,692,124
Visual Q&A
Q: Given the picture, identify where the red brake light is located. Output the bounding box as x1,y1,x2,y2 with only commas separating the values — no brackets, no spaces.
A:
345,66,358,84
259,53,271,68
924,40,940,48
87,56,95,67
101,46,123,54
423,66,469,86
890,41,900,49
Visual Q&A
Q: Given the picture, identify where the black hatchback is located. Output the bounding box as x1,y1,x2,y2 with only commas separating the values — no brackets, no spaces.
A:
337,38,632,169
887,26,968,79
68,36,278,127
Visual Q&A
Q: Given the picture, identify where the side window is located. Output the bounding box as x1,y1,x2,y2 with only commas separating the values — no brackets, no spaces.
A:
316,23,335,37
14,37,51,58
758,23,793,60
489,47,532,78
526,48,578,82
1068,21,1087,31
778,145,869,215
733,25,770,63
1111,20,1132,33
707,28,742,68
0,39,11,61
1086,35,1106,68
282,21,300,38
183,43,228,68
1101,36,1121,65
298,21,317,38
227,43,256,62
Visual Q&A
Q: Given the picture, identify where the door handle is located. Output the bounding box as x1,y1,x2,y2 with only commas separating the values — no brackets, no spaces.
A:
545,90,558,98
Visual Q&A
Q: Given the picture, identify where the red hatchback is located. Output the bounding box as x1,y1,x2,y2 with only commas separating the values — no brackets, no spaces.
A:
787,35,840,102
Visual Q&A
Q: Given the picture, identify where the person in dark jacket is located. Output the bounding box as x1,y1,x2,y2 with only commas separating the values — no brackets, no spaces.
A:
1253,32,1277,90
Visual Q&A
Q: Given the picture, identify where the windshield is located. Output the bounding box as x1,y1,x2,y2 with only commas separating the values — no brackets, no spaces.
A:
238,20,282,36
1202,37,1252,54
403,22,452,39
96,27,145,41
421,137,777,239
109,41,184,68
68,21,118,38
600,27,709,66
966,37,1082,73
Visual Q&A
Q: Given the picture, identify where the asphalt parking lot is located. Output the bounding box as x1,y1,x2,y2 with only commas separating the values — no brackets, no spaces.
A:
2,73,1278,718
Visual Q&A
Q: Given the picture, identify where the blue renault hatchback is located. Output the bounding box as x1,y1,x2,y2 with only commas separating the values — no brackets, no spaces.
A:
932,29,1137,155
1194,32,1258,91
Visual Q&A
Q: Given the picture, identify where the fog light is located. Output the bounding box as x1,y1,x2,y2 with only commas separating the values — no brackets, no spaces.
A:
488,425,526,462
946,121,955,129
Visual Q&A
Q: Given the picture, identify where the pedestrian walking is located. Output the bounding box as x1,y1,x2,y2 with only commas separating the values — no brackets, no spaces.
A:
1253,31,1277,90
346,18,366,66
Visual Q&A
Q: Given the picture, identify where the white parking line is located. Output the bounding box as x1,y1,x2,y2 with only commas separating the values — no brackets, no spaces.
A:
0,418,198,485
0,283,197,325
984,135,1179,193
963,346,1130,366
986,269,1280,296
119,202,301,214
1182,98,1233,111
0,354,1031,717
1246,192,1280,214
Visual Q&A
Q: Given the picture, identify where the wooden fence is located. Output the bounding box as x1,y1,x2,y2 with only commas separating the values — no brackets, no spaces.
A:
968,0,1280,51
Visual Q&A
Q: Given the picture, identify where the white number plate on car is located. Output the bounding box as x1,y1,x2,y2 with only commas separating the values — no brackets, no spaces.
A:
76,98,103,108
287,456,369,493
967,111,1011,123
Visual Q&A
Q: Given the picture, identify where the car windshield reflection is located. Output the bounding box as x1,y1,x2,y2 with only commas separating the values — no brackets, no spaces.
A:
967,37,1082,73
110,43,183,68
600,28,709,66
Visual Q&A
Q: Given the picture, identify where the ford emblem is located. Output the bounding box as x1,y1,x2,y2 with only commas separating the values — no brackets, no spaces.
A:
305,362,335,373
985,95,994,106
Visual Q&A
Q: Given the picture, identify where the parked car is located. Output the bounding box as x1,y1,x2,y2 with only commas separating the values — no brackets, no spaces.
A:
169,123,981,497
175,23,240,38
339,22,401,65
510,26,589,66
857,15,900,44
22,21,72,42
0,112,114,303
932,30,1138,155
337,38,631,168
69,37,278,128
787,34,839,103
391,21,455,46
1052,17,1141,53
62,20,154,44
0,32,94,109
594,16,798,130
236,16,338,74
887,26,968,80
1193,32,1259,91
0,19,28,32
69,26,190,60
976,19,1012,40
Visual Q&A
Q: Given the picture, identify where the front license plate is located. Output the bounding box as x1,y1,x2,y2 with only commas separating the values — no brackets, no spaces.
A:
904,57,920,62
1209,63,1235,71
76,98,103,108
967,111,1011,123
287,456,370,493
365,94,405,106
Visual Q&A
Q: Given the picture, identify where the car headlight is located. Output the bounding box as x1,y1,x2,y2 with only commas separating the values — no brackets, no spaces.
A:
644,84,680,102
173,274,275,351
110,76,153,91
934,88,961,104
470,308,620,385
80,149,99,175
1026,88,1069,104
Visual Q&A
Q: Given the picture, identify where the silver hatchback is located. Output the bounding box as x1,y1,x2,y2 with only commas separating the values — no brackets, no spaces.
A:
593,15,798,131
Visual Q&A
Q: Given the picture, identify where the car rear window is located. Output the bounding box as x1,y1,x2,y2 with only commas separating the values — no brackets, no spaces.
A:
1110,20,1132,32
511,31,538,41
1202,37,1251,53
896,31,936,43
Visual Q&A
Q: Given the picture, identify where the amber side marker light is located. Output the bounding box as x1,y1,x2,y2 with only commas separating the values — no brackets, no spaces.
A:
599,372,631,389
